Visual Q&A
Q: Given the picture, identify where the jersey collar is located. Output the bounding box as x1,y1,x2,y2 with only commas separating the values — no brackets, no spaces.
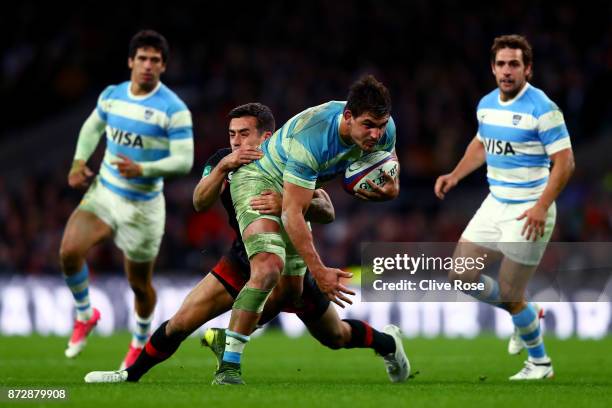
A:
498,82,530,106
128,81,162,100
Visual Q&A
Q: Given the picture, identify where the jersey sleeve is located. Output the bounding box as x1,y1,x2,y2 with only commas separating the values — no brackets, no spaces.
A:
96,85,116,122
379,116,397,153
537,102,572,156
282,121,326,191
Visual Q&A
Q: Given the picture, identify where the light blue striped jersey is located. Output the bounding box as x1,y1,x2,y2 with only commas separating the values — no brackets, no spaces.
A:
476,83,571,203
256,101,396,189
96,81,193,200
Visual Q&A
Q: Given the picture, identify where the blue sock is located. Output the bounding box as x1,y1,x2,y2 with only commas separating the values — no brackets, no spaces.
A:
222,330,250,365
464,274,506,309
63,264,92,321
512,303,548,362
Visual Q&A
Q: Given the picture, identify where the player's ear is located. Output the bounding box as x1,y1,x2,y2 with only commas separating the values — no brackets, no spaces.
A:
263,131,272,140
343,109,353,122
128,58,134,69
524,64,532,80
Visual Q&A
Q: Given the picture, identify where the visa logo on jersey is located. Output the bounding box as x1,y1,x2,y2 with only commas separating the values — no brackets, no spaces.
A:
110,128,144,148
482,138,515,155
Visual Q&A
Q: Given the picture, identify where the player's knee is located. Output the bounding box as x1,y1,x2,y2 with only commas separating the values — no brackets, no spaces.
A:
59,242,84,271
250,253,284,289
499,282,524,304
128,277,155,299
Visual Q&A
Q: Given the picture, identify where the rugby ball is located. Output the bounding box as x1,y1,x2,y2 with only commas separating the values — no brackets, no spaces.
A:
343,151,398,195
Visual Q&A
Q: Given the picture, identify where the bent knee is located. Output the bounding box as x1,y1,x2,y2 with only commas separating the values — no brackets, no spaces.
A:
59,243,85,270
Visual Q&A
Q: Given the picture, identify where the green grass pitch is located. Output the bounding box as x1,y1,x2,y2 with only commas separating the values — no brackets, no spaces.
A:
1,331,611,407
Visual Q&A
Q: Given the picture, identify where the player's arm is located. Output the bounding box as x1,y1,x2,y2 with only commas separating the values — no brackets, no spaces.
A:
116,110,194,179
434,136,486,199
281,182,354,307
193,147,263,212
250,188,335,224
138,137,194,178
69,109,106,189
518,148,575,240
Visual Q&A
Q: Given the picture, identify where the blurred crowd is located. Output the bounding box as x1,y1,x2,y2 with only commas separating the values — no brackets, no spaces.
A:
1,0,611,275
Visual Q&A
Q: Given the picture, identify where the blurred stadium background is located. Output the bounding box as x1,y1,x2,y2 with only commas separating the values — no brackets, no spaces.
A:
0,0,610,339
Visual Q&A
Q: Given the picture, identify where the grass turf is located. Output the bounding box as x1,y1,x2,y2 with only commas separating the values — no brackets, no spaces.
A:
0,331,610,407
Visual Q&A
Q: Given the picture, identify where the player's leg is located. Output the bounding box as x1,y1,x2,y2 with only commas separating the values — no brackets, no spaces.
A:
84,272,236,383
127,273,235,381
498,201,555,379
115,192,166,369
121,257,157,369
214,165,287,385
453,194,506,307
215,219,285,385
452,238,504,306
298,271,409,382
497,258,553,379
59,206,112,358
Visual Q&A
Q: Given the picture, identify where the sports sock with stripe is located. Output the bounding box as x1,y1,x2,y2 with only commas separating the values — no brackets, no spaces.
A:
343,319,395,355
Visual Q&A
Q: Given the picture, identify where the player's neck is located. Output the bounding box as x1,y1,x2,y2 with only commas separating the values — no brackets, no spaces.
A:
499,82,529,104
129,81,160,97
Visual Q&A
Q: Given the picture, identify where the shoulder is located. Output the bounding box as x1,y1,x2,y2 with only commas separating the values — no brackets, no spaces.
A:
523,84,560,117
98,82,128,101
294,101,344,134
156,84,190,114
477,88,499,110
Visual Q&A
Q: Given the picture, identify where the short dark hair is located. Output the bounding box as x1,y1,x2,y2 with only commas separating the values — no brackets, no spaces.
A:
228,103,276,133
129,30,169,62
345,74,392,119
491,34,533,79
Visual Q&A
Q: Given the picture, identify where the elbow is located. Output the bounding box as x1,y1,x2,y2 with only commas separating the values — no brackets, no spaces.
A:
192,188,208,212
568,156,576,176
180,160,193,175
321,207,335,224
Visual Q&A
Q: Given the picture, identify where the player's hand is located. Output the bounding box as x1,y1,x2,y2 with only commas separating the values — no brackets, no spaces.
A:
220,147,263,172
250,189,282,215
112,154,143,178
517,204,548,241
68,160,94,189
311,266,355,308
434,173,459,200
355,171,399,201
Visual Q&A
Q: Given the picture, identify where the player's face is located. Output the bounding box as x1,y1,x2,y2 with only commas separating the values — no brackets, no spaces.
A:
228,116,270,151
128,47,166,92
344,111,389,152
492,48,531,100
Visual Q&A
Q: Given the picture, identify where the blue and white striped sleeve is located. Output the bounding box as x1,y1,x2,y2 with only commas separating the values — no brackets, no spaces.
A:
537,103,571,156
140,106,194,177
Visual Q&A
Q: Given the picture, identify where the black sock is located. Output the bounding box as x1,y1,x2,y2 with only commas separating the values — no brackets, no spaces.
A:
125,320,188,382
342,319,396,355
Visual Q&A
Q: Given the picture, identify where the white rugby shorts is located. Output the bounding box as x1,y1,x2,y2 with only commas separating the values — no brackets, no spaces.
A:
461,193,556,265
78,177,165,262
